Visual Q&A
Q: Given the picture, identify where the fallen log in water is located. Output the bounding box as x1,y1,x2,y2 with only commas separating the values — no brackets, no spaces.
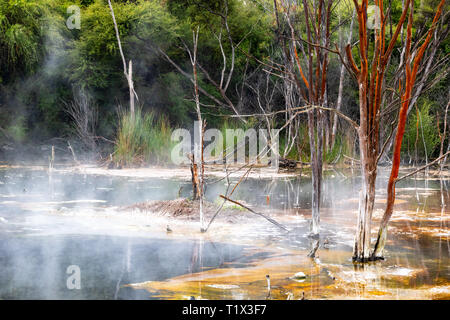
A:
278,158,298,170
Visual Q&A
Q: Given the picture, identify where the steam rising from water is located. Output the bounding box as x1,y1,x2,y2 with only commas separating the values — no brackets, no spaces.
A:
0,166,448,299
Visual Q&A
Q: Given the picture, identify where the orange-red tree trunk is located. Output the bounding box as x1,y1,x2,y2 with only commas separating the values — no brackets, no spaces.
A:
348,0,412,261
372,0,446,259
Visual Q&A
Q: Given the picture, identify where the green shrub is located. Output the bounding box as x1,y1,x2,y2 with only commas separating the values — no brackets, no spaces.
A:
279,123,308,162
6,116,27,143
402,100,440,161
324,133,350,164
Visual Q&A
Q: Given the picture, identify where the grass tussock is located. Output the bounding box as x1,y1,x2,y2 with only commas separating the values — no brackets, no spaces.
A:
114,109,174,167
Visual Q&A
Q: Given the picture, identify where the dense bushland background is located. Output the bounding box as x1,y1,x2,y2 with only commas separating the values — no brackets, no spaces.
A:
0,0,447,164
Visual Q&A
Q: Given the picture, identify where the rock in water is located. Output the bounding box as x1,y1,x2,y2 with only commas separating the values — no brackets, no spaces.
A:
290,272,306,280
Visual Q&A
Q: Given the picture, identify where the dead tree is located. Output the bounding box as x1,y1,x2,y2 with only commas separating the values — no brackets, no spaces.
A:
372,0,446,259
141,0,247,123
63,87,98,151
341,0,414,261
331,9,355,150
244,65,283,159
187,27,207,231
108,0,138,118
274,0,335,236
342,0,446,261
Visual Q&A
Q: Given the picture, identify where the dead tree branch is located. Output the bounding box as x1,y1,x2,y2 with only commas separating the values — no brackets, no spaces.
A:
219,195,289,232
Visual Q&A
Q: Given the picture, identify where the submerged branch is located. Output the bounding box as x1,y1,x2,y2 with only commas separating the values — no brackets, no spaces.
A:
219,195,289,232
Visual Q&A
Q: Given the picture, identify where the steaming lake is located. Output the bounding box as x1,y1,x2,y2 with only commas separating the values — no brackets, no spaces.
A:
0,165,448,299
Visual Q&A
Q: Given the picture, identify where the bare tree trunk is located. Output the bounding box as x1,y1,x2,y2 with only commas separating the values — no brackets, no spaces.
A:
314,109,324,236
439,100,449,171
189,27,205,231
189,153,200,201
353,127,377,261
128,60,135,117
308,110,320,236
108,0,137,118
331,11,355,150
